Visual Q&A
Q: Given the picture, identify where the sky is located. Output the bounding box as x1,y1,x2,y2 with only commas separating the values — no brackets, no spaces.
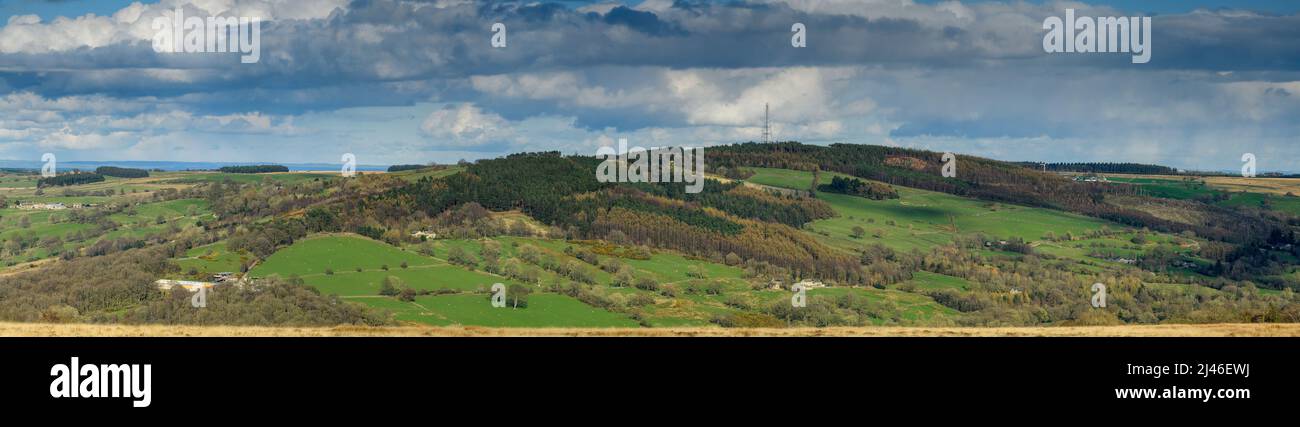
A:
0,0,1297,171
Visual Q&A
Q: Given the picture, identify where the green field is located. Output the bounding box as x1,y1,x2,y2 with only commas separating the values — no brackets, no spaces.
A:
388,166,464,182
1218,192,1300,216
306,265,510,296
174,242,246,278
746,167,1115,252
901,271,971,291
0,174,37,188
245,233,844,327
745,167,856,190
252,234,439,277
1107,176,1217,200
249,234,644,327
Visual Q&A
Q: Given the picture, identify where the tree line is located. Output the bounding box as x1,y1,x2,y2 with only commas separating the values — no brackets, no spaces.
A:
1017,162,1178,175
95,166,150,178
38,172,105,187
219,165,289,174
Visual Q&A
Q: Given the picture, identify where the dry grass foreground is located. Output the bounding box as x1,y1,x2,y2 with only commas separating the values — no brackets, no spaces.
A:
3,322,1300,337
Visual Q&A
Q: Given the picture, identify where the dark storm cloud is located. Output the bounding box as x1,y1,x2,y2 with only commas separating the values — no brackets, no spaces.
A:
2,0,1296,107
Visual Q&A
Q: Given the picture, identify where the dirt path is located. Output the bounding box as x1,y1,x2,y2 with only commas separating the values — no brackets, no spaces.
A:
0,258,55,277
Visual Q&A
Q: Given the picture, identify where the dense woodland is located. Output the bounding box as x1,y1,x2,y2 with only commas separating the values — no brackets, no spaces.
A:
1016,162,1179,175
38,172,105,187
387,164,432,172
95,166,149,178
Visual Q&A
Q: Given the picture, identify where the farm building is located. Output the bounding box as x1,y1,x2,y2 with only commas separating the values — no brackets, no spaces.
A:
14,202,96,210
16,202,67,210
154,279,220,291
794,279,826,289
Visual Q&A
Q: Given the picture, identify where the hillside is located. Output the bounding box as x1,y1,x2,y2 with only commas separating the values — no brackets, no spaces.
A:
1,142,1299,330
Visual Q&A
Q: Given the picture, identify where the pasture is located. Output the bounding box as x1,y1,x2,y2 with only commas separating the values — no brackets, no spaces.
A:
746,167,1115,252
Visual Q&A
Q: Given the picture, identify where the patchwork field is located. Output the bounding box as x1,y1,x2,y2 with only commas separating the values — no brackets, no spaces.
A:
239,232,959,328
4,163,1291,333
247,234,656,327
1100,173,1300,216
0,196,213,269
164,172,338,185
746,167,1116,253
1202,176,1300,196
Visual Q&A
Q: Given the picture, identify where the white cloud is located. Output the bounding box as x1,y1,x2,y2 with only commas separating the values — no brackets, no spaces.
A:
672,67,848,126
420,104,514,147
39,128,136,150
577,2,623,15
0,0,348,54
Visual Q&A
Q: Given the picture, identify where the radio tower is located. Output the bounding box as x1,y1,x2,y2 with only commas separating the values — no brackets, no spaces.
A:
761,102,771,144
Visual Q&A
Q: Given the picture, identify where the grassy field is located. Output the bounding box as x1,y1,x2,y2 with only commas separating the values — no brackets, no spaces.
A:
174,242,247,278
900,271,971,291
241,233,964,328
0,174,37,188
1106,176,1217,200
746,167,1116,252
1091,173,1300,196
745,167,854,190
387,166,464,182
1217,192,1300,216
248,234,650,327
252,234,440,277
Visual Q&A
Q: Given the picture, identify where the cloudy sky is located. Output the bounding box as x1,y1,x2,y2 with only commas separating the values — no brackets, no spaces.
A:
0,0,1297,171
